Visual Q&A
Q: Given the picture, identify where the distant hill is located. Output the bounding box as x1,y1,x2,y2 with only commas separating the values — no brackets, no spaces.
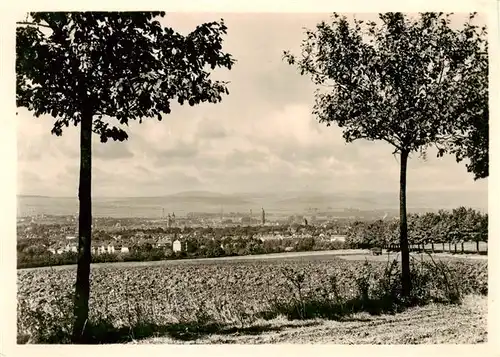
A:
17,189,487,218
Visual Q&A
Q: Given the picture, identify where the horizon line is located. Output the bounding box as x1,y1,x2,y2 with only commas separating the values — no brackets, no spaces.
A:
17,188,488,199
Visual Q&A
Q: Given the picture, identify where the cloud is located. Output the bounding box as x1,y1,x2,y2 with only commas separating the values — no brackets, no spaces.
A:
224,149,269,168
93,141,134,160
196,118,229,140
154,141,200,167
17,170,41,195
92,168,203,197
16,13,488,206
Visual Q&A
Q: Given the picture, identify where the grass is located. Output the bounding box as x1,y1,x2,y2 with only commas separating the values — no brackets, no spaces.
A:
131,294,487,344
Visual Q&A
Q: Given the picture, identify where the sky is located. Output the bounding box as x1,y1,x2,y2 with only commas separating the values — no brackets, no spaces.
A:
16,12,489,197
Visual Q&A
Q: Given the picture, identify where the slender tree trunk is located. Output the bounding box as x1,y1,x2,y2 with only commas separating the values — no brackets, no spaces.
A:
442,242,445,252
399,150,411,297
431,242,434,253
72,110,93,343
461,241,464,254
449,242,451,252
454,243,457,254
476,240,480,253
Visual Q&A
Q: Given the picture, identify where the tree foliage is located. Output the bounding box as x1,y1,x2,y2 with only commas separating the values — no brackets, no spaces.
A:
284,12,488,296
345,208,488,249
16,11,235,343
283,12,487,174
17,12,235,142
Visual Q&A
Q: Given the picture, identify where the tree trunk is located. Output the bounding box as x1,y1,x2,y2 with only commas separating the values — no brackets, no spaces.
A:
399,150,411,297
431,242,434,253
461,241,464,254
476,240,480,253
72,110,93,343
449,242,451,252
442,242,445,252
454,243,457,254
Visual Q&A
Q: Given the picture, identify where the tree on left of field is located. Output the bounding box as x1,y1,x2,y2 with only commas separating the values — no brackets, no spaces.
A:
16,12,235,343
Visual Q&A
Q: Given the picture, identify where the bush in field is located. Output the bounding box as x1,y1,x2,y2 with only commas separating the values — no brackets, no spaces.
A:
272,256,486,320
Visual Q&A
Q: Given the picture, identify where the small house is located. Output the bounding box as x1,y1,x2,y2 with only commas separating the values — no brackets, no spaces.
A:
330,235,346,242
173,240,182,252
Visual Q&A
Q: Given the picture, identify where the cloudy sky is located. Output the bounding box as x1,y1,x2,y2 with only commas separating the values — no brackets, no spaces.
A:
17,12,488,197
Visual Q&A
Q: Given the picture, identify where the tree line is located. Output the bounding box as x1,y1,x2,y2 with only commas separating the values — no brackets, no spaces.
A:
346,206,487,252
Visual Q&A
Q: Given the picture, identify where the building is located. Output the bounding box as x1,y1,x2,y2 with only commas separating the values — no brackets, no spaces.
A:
98,245,106,255
330,235,346,242
173,239,182,252
156,236,172,248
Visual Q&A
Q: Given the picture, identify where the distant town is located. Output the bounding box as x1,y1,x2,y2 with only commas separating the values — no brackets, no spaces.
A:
17,208,357,268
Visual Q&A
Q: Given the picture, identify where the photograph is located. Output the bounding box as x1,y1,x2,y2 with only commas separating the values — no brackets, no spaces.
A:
14,9,489,345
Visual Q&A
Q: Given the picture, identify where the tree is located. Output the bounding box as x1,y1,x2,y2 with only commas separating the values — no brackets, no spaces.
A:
466,209,487,253
438,31,488,180
433,210,452,252
16,12,234,342
297,236,315,251
385,218,401,249
345,221,368,248
284,12,487,297
417,212,440,252
406,213,421,250
477,213,488,252
365,219,387,247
